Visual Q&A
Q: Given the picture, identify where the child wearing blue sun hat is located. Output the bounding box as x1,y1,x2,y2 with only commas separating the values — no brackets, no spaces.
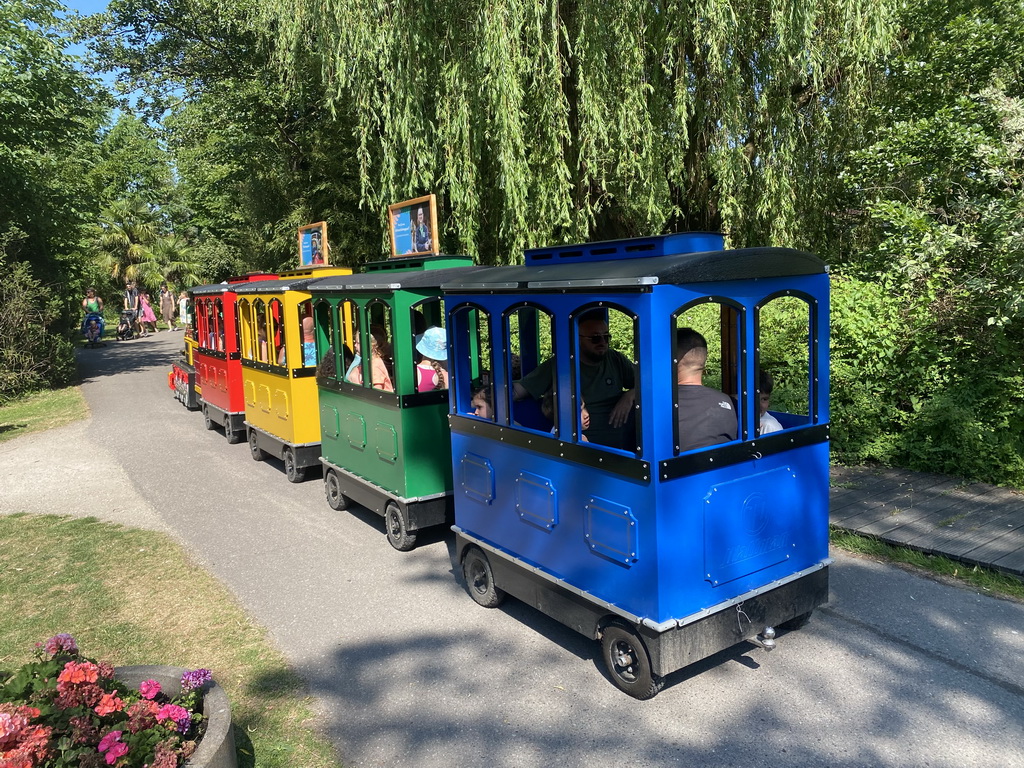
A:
415,326,448,392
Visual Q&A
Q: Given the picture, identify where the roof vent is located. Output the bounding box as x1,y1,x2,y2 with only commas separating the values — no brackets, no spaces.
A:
524,232,724,266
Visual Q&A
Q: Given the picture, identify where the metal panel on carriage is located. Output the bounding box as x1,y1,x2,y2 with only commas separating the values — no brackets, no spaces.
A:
444,233,831,695
308,256,475,546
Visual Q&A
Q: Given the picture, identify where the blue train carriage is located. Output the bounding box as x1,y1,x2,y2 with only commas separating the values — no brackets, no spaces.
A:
307,254,475,550
444,232,831,698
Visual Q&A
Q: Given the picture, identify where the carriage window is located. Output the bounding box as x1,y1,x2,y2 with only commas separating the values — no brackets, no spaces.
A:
254,301,268,362
339,300,360,382
367,300,396,391
195,298,207,348
344,301,395,392
507,305,557,434
572,305,639,451
269,298,285,366
451,306,493,420
215,299,226,351
411,299,447,395
296,300,316,367
673,301,742,453
238,299,254,360
314,300,334,377
202,299,217,351
757,295,813,434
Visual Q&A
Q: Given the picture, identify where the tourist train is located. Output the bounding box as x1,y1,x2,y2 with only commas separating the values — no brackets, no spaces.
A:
169,233,831,699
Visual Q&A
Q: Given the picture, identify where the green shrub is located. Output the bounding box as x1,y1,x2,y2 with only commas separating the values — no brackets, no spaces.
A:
829,273,1024,486
0,258,76,403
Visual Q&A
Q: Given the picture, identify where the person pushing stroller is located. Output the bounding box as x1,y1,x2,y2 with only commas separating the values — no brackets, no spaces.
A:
81,288,105,347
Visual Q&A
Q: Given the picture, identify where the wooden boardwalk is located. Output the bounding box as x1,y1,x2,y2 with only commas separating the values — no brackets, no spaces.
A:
829,465,1024,577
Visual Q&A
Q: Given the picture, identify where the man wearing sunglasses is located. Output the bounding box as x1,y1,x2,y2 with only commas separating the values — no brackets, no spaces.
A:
513,310,636,449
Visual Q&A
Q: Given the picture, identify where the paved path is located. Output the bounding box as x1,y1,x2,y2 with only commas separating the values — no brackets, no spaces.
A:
2,333,1023,768
830,466,1024,577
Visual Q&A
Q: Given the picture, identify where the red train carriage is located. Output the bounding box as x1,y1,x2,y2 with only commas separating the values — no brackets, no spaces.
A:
191,273,278,443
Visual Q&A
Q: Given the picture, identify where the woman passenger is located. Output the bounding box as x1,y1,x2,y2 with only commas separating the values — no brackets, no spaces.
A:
346,326,394,391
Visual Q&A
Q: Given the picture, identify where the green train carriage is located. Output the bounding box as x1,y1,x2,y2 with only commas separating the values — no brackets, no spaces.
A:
308,255,474,550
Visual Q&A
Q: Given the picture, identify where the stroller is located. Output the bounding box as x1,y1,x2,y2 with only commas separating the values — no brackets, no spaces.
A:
82,312,106,347
116,309,136,340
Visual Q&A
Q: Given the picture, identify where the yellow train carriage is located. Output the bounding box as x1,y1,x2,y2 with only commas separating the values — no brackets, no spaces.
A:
234,266,352,482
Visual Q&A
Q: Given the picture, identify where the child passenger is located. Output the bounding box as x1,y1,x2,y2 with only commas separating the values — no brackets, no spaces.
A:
759,369,783,435
415,327,448,392
541,391,590,441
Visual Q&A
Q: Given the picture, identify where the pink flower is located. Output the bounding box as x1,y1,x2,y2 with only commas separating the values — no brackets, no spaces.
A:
94,693,124,716
96,730,122,753
155,704,191,733
58,660,100,685
104,741,129,764
139,679,161,700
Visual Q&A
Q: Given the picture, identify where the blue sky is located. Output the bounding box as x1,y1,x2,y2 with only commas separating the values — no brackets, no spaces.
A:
63,0,108,15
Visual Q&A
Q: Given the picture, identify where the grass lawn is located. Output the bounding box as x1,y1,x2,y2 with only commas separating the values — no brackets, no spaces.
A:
830,527,1024,601
1,386,341,766
0,514,341,768
0,386,88,443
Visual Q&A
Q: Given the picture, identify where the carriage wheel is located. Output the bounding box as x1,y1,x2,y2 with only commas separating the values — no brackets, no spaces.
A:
461,547,505,608
248,429,264,461
600,623,664,700
224,418,243,444
284,449,306,483
385,502,417,551
203,405,215,431
325,470,348,511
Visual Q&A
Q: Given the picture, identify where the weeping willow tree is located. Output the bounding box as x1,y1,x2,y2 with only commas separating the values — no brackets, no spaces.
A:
268,0,896,263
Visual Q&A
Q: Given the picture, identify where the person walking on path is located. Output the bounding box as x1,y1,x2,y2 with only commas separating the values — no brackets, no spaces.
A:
123,281,141,338
138,291,158,337
159,283,176,331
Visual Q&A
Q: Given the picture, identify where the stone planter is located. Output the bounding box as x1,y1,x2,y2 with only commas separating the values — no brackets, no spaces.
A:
114,665,237,768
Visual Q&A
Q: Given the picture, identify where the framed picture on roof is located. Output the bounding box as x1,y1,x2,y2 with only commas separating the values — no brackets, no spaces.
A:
298,222,329,266
388,194,438,258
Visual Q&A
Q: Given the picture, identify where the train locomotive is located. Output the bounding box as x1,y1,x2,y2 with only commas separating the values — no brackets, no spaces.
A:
170,232,831,698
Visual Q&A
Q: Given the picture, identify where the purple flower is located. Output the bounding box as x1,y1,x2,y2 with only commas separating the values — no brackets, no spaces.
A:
139,679,161,700
44,633,78,656
180,668,212,692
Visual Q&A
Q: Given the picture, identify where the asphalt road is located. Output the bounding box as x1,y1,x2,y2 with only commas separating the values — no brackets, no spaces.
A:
3,333,1023,768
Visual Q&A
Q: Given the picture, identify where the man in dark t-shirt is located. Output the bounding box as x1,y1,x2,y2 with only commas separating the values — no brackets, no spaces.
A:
676,328,737,452
513,311,636,448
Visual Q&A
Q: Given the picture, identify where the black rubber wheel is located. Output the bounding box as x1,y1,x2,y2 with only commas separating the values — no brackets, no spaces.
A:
601,623,664,700
779,611,813,631
284,449,306,483
203,405,215,430
224,418,243,444
325,470,348,511
385,502,417,551
462,547,505,608
248,429,264,461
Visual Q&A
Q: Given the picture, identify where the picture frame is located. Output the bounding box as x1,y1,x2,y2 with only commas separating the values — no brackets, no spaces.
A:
387,194,438,258
298,222,329,266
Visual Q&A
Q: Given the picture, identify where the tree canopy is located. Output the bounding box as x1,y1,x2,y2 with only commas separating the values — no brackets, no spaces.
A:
269,0,897,262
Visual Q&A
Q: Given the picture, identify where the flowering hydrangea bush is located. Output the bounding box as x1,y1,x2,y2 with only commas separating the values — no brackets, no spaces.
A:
0,635,212,768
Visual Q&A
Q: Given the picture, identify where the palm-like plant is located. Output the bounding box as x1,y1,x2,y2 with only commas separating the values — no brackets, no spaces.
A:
91,198,160,287
151,234,203,289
